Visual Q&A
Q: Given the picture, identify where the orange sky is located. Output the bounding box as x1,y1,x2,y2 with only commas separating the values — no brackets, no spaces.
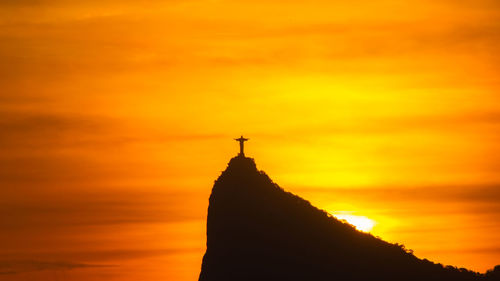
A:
0,0,499,280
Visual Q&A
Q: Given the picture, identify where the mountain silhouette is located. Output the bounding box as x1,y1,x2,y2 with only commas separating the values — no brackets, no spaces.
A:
199,155,499,281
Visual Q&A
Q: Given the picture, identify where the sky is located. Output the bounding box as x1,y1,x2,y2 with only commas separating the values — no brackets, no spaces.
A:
0,0,499,280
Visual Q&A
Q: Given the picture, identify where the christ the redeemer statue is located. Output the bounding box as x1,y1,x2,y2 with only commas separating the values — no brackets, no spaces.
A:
235,136,249,157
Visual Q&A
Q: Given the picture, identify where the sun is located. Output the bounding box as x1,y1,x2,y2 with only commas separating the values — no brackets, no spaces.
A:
332,213,376,232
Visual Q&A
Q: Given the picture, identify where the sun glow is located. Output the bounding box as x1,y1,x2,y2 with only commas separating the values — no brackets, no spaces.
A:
332,213,376,232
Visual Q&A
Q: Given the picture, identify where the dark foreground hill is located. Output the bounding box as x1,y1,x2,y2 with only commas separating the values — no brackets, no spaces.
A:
199,156,500,281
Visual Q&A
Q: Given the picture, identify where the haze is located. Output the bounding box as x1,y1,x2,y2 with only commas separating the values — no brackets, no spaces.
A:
0,0,499,280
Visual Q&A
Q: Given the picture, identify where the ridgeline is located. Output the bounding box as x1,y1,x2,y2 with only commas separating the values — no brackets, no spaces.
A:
199,156,499,281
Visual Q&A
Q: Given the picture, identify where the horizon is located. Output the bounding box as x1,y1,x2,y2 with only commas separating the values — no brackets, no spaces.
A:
1,0,499,280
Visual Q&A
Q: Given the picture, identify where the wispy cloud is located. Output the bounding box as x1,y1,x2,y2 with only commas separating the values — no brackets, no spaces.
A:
0,260,107,275
297,184,500,203
0,189,207,229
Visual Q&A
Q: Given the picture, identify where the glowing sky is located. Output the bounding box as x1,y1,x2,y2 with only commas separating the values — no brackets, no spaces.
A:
0,0,499,280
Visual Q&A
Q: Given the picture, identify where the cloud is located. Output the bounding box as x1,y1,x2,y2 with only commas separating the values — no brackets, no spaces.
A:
297,184,500,204
30,248,201,262
0,188,207,229
295,185,500,221
0,247,201,275
0,0,498,82
0,260,106,275
255,111,500,140
438,247,500,255
0,112,111,147
0,111,226,151
0,112,106,135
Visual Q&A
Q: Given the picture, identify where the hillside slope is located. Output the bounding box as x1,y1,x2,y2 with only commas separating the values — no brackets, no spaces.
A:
199,156,497,281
